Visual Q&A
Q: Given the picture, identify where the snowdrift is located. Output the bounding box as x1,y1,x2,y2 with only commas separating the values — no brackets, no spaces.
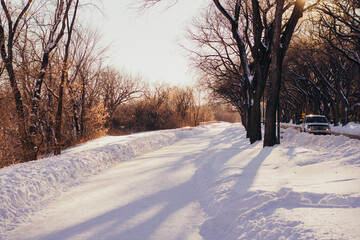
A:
281,128,360,166
195,125,360,239
331,122,360,136
0,125,210,236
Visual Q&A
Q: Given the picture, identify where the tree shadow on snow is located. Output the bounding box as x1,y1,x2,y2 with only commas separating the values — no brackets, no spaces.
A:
25,125,274,240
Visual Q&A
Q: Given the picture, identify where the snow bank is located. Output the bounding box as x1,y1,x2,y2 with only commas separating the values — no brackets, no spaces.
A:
331,122,360,136
193,124,360,239
282,121,360,137
0,125,210,235
281,128,360,165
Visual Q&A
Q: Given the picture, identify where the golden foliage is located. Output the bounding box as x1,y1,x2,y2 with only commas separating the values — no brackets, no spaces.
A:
82,103,109,141
0,94,22,167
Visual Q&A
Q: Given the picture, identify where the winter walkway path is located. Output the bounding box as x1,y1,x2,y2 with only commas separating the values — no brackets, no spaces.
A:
7,126,227,240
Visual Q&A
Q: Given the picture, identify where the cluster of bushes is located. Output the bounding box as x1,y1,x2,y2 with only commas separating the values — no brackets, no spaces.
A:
109,85,223,134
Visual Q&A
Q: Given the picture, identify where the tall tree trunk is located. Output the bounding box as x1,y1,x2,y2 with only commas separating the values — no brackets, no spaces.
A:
237,105,247,131
334,77,349,126
80,76,86,137
54,0,79,155
264,0,305,147
54,83,65,155
45,66,56,151
69,85,81,139
322,98,331,121
248,58,270,143
29,51,50,137
3,61,37,161
331,99,340,126
249,96,262,143
264,0,284,147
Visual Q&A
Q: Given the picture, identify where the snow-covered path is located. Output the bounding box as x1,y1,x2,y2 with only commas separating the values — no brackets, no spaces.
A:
6,126,227,240
2,123,360,239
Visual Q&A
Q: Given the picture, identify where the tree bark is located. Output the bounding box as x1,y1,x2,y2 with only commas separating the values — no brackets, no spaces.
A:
248,95,262,143
264,0,284,147
80,73,86,137
264,0,306,147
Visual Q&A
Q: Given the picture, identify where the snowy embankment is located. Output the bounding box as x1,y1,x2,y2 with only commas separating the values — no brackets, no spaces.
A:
0,125,210,237
331,122,360,136
1,122,360,239
197,126,360,239
282,121,360,136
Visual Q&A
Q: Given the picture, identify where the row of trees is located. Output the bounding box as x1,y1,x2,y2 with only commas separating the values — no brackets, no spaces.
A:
281,0,360,125
0,0,224,167
1,0,87,163
148,0,358,145
0,1,142,166
178,0,307,146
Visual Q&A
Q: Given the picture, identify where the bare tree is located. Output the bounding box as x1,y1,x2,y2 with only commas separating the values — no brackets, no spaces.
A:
0,0,77,161
54,0,79,155
68,27,109,138
99,67,145,125
213,0,261,142
171,86,194,126
318,0,360,66
184,5,249,129
183,0,306,145
0,0,35,161
282,35,357,126
29,0,74,138
316,0,359,124
263,0,306,146
134,84,173,131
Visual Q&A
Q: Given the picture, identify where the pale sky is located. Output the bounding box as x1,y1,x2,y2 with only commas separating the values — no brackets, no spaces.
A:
91,0,207,87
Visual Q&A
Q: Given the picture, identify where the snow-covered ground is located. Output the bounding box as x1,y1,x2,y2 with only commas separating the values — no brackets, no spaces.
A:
1,123,360,239
331,122,360,136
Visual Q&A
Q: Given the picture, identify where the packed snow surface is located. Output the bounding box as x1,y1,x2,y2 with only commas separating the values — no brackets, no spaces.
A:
1,123,360,239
